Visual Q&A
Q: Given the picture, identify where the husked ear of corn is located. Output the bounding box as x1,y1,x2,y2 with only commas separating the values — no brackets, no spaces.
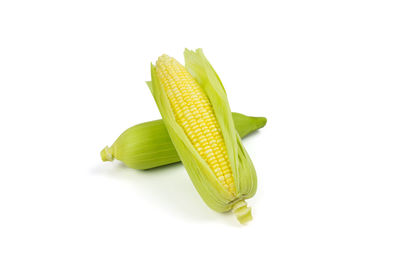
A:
148,49,257,224
100,112,266,170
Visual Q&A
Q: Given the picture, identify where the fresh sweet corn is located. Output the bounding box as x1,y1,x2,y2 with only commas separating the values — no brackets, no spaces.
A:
148,49,258,224
101,112,266,170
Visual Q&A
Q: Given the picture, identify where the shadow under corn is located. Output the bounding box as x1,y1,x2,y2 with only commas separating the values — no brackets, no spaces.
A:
91,160,227,224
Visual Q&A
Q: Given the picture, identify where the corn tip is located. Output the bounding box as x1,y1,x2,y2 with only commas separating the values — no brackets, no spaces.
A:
232,200,253,224
257,117,267,128
100,146,114,162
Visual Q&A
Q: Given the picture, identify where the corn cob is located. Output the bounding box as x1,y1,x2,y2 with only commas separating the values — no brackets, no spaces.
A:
101,112,266,170
148,49,258,224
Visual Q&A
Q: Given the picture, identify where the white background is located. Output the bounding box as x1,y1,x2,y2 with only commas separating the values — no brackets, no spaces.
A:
1,0,399,266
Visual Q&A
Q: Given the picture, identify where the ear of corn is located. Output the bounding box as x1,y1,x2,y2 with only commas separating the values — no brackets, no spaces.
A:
100,112,266,170
148,49,257,224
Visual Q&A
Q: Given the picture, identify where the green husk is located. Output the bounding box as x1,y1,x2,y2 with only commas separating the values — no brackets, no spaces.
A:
148,49,258,223
101,112,266,170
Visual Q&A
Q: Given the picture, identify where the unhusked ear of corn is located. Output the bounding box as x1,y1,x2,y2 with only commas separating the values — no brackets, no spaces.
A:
148,49,257,224
100,112,266,170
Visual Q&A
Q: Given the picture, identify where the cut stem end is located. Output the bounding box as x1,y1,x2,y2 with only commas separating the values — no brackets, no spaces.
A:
232,200,253,224
100,146,114,162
